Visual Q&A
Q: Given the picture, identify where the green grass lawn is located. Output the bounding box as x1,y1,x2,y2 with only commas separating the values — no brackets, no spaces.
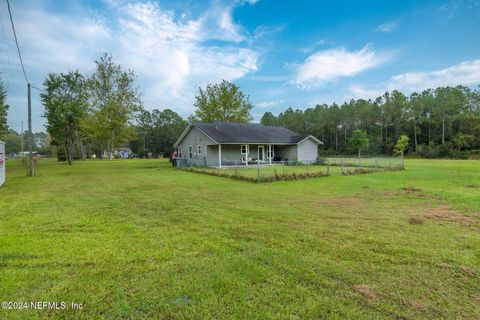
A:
0,158,479,319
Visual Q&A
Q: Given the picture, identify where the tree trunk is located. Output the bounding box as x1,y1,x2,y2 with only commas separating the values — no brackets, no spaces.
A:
81,143,87,160
66,145,73,166
442,114,446,144
385,125,388,148
335,128,338,153
380,123,383,145
413,118,417,151
428,117,431,145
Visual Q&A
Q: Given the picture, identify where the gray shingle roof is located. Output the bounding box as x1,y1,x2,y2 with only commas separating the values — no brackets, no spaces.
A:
192,122,312,144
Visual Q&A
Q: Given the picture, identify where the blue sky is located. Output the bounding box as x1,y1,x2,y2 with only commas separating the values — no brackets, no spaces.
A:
1,0,480,132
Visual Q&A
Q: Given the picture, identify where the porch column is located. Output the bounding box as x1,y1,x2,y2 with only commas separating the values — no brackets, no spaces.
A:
218,144,222,168
268,144,272,165
246,144,249,167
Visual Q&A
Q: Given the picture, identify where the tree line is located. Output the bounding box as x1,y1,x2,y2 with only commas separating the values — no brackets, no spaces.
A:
260,86,480,158
1,63,479,162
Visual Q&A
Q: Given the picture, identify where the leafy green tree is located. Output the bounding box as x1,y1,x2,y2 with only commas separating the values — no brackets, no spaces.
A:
88,53,142,159
193,80,253,123
349,129,369,158
452,133,474,151
150,109,187,155
41,71,89,165
394,135,409,156
130,108,187,157
260,112,277,126
0,78,9,139
3,130,21,153
434,86,468,144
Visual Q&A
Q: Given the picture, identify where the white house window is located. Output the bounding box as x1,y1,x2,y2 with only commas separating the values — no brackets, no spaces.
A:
188,146,193,159
197,145,202,155
241,145,248,154
178,147,182,158
267,146,274,158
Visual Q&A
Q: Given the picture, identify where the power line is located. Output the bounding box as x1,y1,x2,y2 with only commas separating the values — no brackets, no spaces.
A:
6,0,29,84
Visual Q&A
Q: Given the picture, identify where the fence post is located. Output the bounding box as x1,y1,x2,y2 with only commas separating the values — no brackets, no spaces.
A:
282,160,285,175
327,159,330,175
341,157,344,175
306,161,309,174
401,157,404,169
257,160,260,181
235,160,238,176
375,158,378,168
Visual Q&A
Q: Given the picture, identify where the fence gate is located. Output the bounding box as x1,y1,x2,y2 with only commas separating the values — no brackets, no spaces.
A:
0,141,5,187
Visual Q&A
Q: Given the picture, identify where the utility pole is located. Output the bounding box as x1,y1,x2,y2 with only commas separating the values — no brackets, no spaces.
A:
21,121,24,158
27,83,35,177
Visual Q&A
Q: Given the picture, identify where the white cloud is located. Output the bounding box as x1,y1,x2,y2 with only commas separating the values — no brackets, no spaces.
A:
255,100,285,108
376,20,399,33
114,1,259,113
350,59,480,99
3,0,261,131
293,45,390,88
349,85,384,100
388,60,480,91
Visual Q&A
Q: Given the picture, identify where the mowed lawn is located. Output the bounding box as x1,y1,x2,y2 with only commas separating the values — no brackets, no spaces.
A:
0,159,479,319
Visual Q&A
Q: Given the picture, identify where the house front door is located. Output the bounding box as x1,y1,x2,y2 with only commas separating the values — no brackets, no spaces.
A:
258,145,265,162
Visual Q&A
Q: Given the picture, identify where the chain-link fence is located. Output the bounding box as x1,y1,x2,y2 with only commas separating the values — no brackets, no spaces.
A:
176,156,404,182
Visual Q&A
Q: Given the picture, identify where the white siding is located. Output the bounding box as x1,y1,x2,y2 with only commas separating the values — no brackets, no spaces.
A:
177,127,216,166
297,138,318,162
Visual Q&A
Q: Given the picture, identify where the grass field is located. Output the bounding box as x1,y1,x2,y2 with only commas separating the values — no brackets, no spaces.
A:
0,159,479,319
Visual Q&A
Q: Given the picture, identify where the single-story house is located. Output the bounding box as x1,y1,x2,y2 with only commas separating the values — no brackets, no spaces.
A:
173,122,322,167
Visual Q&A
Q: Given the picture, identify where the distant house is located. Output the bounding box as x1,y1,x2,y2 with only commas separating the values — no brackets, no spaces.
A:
114,147,132,159
173,122,322,167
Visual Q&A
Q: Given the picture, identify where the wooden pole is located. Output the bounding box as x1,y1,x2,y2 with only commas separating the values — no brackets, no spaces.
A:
27,83,35,177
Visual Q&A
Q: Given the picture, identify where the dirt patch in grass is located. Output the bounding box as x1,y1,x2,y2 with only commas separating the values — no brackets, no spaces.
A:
460,266,476,277
321,197,362,210
402,187,423,193
404,299,427,311
282,196,362,212
398,187,444,200
408,216,424,225
353,284,377,299
424,205,477,225
465,184,479,188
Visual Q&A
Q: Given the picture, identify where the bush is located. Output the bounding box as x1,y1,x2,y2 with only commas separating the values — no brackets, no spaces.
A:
56,148,67,161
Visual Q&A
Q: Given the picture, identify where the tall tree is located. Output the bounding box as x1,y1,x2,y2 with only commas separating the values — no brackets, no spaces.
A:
89,53,142,159
0,78,9,139
41,71,88,165
193,80,253,123
349,129,369,158
260,112,277,126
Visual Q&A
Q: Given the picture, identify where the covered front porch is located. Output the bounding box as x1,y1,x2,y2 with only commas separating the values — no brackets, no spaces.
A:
207,144,296,168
